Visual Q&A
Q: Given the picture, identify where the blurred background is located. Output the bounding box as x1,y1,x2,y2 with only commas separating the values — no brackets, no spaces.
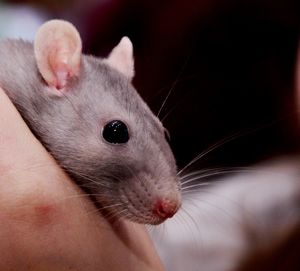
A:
0,0,299,171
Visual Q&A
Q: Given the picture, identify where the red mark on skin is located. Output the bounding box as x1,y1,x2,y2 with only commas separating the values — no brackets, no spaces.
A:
34,204,56,228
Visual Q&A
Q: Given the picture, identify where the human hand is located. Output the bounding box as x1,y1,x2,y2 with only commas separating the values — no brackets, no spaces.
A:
0,87,164,271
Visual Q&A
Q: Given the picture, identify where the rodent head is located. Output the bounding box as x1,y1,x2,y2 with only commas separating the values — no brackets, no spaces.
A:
34,20,181,224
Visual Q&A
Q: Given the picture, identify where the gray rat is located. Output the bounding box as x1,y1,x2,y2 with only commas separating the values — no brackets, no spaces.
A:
0,20,181,225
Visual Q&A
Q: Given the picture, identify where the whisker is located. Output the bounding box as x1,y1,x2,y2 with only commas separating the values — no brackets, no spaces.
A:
181,166,295,193
189,196,242,225
183,189,262,228
180,167,236,180
182,183,216,192
180,205,204,251
157,56,189,118
181,168,255,188
157,81,177,118
85,203,126,219
180,167,240,183
56,192,110,202
66,168,112,189
104,208,128,221
177,132,249,176
177,117,288,176
160,101,181,123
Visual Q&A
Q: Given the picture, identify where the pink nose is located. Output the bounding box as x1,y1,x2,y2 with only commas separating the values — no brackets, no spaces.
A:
153,199,179,219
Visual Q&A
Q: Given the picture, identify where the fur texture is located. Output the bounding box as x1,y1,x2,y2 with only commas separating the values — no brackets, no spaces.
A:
0,30,180,225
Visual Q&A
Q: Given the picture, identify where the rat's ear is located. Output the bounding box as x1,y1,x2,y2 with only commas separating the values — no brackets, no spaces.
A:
104,37,135,80
34,19,82,91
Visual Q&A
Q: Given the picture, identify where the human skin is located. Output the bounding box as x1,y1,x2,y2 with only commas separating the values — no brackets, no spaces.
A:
0,87,164,271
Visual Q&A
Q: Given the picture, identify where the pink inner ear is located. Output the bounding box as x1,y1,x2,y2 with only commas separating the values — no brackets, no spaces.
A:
104,37,135,80
52,62,70,90
47,43,81,90
34,20,82,92
49,39,81,89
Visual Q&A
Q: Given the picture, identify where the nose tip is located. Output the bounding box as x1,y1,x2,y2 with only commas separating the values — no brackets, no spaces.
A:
153,199,180,219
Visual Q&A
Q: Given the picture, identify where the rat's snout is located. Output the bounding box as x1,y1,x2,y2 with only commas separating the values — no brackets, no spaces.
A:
118,173,181,224
153,198,181,220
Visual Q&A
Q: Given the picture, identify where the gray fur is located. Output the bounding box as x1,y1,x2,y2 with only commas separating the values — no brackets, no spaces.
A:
0,39,181,224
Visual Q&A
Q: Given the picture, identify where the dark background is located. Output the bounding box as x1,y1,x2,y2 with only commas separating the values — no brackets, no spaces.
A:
2,1,300,269
5,0,300,170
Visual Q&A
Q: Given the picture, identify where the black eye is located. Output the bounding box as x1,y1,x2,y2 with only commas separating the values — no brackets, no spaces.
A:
102,120,129,144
